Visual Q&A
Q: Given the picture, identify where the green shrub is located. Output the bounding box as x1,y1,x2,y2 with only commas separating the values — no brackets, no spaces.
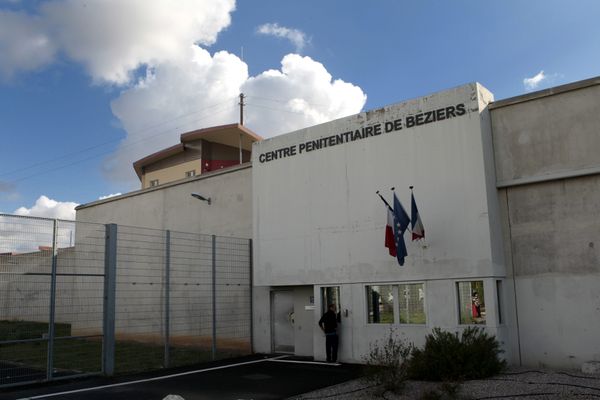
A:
363,328,413,395
409,327,505,381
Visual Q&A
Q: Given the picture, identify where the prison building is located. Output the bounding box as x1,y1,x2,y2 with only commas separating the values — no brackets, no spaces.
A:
251,77,600,369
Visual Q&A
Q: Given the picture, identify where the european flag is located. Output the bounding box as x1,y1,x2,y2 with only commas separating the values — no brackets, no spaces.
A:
392,192,410,266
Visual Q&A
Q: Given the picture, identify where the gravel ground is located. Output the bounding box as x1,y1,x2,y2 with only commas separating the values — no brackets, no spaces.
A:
288,367,600,400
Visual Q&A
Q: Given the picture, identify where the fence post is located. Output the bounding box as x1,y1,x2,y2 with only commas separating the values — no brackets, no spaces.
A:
103,224,117,376
212,235,217,360
249,238,254,354
46,219,59,381
164,230,171,368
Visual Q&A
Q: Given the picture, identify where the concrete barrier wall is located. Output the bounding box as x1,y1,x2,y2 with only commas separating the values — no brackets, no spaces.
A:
491,79,600,368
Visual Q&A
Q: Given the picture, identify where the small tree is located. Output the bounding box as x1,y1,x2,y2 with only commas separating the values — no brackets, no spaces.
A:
363,328,413,395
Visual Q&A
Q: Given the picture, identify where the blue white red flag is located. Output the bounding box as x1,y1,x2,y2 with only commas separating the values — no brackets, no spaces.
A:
392,192,410,266
385,207,397,257
410,191,425,241
377,191,397,257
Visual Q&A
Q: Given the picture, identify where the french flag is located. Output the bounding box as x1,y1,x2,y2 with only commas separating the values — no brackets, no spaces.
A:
411,191,425,241
385,207,397,256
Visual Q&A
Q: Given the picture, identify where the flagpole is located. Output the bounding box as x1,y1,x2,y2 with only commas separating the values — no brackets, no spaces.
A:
375,190,393,212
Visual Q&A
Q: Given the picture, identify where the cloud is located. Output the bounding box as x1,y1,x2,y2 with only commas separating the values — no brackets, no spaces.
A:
13,195,78,220
98,193,122,200
242,54,367,136
0,10,57,80
105,50,366,182
257,23,308,52
523,70,547,90
0,1,366,185
0,0,236,84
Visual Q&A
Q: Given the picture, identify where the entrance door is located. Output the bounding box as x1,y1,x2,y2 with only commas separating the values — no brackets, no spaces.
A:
271,291,295,353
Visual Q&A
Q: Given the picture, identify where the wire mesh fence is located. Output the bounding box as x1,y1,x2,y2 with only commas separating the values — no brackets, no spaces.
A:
0,214,252,388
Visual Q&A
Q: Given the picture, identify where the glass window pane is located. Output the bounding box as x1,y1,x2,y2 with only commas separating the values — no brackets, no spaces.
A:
321,286,340,315
398,283,426,324
457,281,486,325
366,285,394,323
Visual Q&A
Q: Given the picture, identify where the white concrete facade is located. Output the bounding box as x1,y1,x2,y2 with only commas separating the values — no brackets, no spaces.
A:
76,163,253,238
491,78,600,369
252,83,514,363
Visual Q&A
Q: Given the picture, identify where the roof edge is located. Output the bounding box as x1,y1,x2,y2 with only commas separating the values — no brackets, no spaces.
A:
76,162,252,211
489,75,600,110
180,123,263,142
132,143,185,180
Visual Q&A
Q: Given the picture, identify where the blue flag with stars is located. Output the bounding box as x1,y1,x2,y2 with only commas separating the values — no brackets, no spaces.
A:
392,192,410,266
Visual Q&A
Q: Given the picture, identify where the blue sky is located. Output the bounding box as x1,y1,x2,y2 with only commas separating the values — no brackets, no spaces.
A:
1,0,599,219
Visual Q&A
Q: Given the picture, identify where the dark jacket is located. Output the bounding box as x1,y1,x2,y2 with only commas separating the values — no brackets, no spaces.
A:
319,310,339,334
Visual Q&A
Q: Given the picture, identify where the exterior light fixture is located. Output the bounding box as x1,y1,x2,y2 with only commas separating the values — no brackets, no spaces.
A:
191,193,211,205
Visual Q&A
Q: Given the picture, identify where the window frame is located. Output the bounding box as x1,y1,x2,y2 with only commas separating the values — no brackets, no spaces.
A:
364,282,427,326
456,280,487,326
365,284,396,324
397,282,427,325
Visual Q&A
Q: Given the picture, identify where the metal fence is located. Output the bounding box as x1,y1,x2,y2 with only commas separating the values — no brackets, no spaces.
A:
0,214,252,388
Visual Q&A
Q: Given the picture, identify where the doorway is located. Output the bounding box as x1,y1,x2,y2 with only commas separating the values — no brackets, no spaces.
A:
271,290,295,353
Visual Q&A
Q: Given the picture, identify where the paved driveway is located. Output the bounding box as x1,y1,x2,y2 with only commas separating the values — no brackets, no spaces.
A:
1,355,363,400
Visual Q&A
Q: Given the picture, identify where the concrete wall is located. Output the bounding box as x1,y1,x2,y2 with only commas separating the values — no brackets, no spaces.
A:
77,164,253,238
491,78,600,368
492,80,600,187
252,83,509,362
144,159,202,188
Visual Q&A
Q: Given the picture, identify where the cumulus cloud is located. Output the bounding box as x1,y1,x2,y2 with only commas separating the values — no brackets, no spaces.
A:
523,70,547,90
242,54,366,136
105,50,366,182
105,46,248,181
0,0,235,84
0,1,367,185
13,195,78,220
257,23,308,52
0,10,56,80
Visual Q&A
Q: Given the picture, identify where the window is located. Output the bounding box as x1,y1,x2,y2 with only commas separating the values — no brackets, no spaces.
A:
366,285,394,323
185,170,196,177
149,179,159,187
321,286,340,314
457,281,486,325
398,283,426,324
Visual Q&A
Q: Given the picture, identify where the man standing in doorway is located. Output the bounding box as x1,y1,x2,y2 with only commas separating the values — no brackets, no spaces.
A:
318,304,340,363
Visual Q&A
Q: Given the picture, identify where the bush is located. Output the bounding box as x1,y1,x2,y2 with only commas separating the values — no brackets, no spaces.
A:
363,328,413,395
409,327,505,381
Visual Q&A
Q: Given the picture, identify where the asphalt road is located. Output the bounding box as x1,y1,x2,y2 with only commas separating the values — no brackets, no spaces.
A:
0,355,363,400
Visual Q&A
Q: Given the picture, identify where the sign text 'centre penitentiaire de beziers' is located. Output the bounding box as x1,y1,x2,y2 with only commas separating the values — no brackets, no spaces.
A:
258,103,466,163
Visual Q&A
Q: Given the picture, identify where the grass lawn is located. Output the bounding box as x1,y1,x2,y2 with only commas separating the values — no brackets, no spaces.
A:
1,320,242,381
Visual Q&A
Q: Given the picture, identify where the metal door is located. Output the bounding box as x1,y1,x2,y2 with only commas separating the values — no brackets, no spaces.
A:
271,291,294,353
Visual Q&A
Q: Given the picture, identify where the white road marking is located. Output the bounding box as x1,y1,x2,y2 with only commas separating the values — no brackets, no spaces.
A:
18,356,287,400
269,359,341,366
